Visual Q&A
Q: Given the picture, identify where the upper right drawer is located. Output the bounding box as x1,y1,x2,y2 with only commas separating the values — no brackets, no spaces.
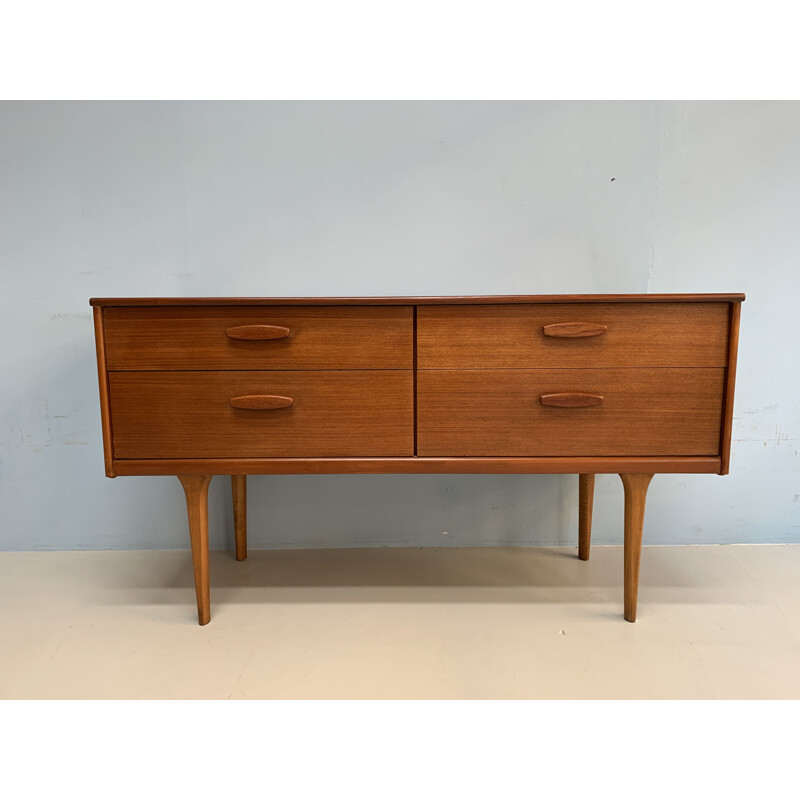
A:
417,303,730,369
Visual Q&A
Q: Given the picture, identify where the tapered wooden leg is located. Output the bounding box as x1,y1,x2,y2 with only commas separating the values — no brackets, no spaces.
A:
619,473,654,623
578,473,595,561
231,475,247,561
178,475,213,625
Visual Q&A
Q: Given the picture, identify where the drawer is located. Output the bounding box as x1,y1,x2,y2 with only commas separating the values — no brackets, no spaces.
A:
417,368,725,456
104,306,413,370
110,370,413,458
417,303,730,368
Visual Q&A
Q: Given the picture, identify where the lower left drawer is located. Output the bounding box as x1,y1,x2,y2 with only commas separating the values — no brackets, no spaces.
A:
109,370,414,458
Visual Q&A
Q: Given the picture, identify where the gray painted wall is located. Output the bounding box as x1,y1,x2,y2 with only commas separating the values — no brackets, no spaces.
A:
1,101,798,551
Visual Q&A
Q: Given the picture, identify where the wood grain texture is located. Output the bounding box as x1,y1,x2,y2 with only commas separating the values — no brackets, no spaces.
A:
90,293,746,307
417,368,725,457
540,392,604,408
578,474,595,561
542,322,608,338
112,456,723,476
417,303,731,369
178,474,212,625
104,306,413,370
719,301,742,475
620,473,654,623
110,370,413,458
92,307,116,477
231,475,246,561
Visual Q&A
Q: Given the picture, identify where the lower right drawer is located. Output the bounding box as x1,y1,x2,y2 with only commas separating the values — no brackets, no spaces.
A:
416,368,725,457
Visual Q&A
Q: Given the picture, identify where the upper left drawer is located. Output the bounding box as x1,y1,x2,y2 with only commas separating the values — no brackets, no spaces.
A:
103,306,414,370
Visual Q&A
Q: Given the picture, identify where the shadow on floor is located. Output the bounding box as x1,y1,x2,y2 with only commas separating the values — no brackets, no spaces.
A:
87,545,698,609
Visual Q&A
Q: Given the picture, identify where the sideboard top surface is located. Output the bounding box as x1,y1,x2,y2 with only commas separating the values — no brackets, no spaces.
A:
90,293,746,307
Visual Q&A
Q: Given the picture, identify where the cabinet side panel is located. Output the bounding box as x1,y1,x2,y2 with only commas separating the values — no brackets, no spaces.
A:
719,301,742,475
93,306,116,476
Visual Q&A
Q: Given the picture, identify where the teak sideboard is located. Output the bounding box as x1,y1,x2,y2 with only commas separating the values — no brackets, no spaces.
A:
90,294,744,625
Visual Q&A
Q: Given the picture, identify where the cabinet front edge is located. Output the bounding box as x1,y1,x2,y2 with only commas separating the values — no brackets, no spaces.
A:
111,456,722,476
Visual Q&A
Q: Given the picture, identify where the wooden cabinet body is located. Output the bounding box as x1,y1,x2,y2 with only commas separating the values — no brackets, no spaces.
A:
91,294,744,624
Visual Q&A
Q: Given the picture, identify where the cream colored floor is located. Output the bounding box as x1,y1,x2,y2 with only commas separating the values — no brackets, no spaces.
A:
1,545,799,699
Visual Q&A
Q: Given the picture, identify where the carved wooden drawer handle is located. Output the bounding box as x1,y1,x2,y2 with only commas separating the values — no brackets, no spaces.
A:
542,322,608,338
225,325,291,340
230,395,294,410
540,393,604,408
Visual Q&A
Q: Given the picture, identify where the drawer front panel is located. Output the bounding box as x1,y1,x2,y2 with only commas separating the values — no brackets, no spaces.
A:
417,368,725,456
110,371,413,458
104,306,413,370
417,303,730,368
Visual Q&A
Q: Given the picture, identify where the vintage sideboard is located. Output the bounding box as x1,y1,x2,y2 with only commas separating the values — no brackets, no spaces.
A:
90,294,744,625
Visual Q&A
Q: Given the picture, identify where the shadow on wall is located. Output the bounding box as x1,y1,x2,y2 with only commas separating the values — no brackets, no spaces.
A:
243,471,577,550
